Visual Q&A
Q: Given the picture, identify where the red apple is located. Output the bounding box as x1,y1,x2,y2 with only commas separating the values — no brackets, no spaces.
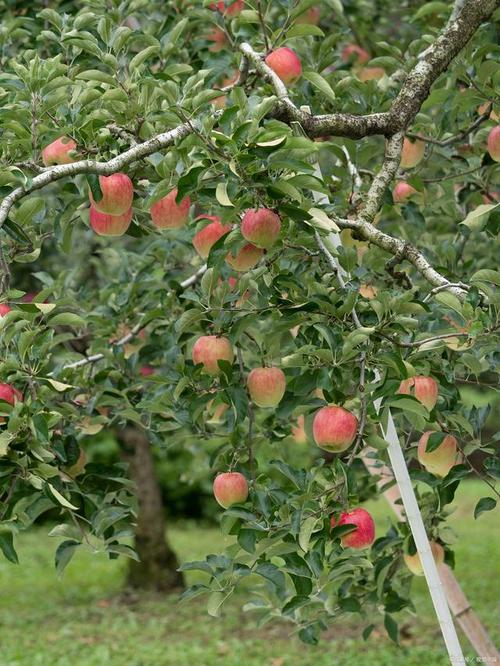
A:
210,0,244,16
247,367,286,407
487,126,500,162
192,335,234,375
89,205,132,236
150,187,191,229
341,44,370,65
89,174,134,215
398,375,438,411
213,472,248,508
400,138,425,169
193,216,231,258
139,365,155,377
207,27,227,52
312,405,358,452
358,67,385,81
418,431,458,477
41,136,77,166
0,304,11,317
393,181,417,203
241,208,281,249
0,384,23,406
265,47,302,84
226,243,264,271
331,508,375,549
404,541,444,576
296,6,321,24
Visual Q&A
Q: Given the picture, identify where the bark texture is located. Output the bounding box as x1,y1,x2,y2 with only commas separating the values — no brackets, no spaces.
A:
118,426,184,592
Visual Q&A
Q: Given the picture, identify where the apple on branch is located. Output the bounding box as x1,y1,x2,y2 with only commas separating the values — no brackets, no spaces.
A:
398,375,438,410
213,472,248,508
192,335,234,375
0,304,11,317
404,541,445,576
331,508,375,549
42,136,77,166
265,47,302,84
312,405,358,453
150,187,191,229
241,208,281,249
89,174,134,215
0,383,23,424
226,243,264,271
89,206,133,237
247,367,286,408
487,126,500,162
418,431,458,477
400,138,425,169
393,181,418,203
192,215,231,258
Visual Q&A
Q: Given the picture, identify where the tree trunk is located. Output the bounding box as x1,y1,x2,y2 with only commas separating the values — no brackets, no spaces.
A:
117,426,184,592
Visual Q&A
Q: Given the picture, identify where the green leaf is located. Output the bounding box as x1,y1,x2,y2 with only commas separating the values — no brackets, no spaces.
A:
474,497,496,519
87,174,103,203
0,531,19,564
75,70,117,86
48,313,86,327
47,483,79,510
424,431,447,454
471,269,500,286
384,613,399,644
0,431,15,456
215,182,234,207
303,71,336,103
2,218,32,245
460,203,499,232
129,46,160,71
299,515,319,553
55,539,80,576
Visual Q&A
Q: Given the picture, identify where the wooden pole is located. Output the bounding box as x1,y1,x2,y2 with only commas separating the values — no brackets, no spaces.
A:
362,448,500,661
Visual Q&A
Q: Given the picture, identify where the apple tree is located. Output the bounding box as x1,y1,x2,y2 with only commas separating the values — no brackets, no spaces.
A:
0,0,499,649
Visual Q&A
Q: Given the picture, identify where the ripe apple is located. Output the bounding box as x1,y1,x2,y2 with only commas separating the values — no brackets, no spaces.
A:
393,181,417,203
312,405,358,452
213,472,248,508
265,47,302,84
226,243,264,271
358,67,385,81
341,44,370,65
210,0,244,16
400,138,425,169
0,304,11,317
247,367,286,407
150,187,191,229
331,508,375,549
41,136,77,166
207,27,227,52
139,365,155,377
192,335,234,375
296,6,321,24
89,206,132,236
398,375,438,410
487,126,500,162
241,208,281,249
192,216,231,258
89,173,134,215
418,431,458,477
0,383,23,423
404,541,444,576
359,284,378,299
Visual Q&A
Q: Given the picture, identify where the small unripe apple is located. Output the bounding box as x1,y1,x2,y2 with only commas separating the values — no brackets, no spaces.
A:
418,431,458,477
210,0,244,16
341,44,370,65
42,136,77,166
393,181,417,203
213,472,248,508
226,243,264,271
247,367,286,407
331,508,375,549
292,414,307,444
404,541,444,576
296,6,321,24
241,208,281,249
401,138,425,169
89,174,134,215
312,405,358,453
487,126,500,162
0,304,11,317
192,216,231,258
358,67,385,81
89,206,132,236
192,335,234,375
398,375,438,410
265,47,302,84
150,187,191,229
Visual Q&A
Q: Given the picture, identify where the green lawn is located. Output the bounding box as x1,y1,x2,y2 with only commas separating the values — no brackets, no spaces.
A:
0,481,497,666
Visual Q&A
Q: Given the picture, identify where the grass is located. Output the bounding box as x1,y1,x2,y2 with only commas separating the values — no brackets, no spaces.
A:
0,481,497,666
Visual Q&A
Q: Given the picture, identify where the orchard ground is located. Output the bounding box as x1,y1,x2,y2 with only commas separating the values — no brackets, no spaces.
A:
0,481,497,666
